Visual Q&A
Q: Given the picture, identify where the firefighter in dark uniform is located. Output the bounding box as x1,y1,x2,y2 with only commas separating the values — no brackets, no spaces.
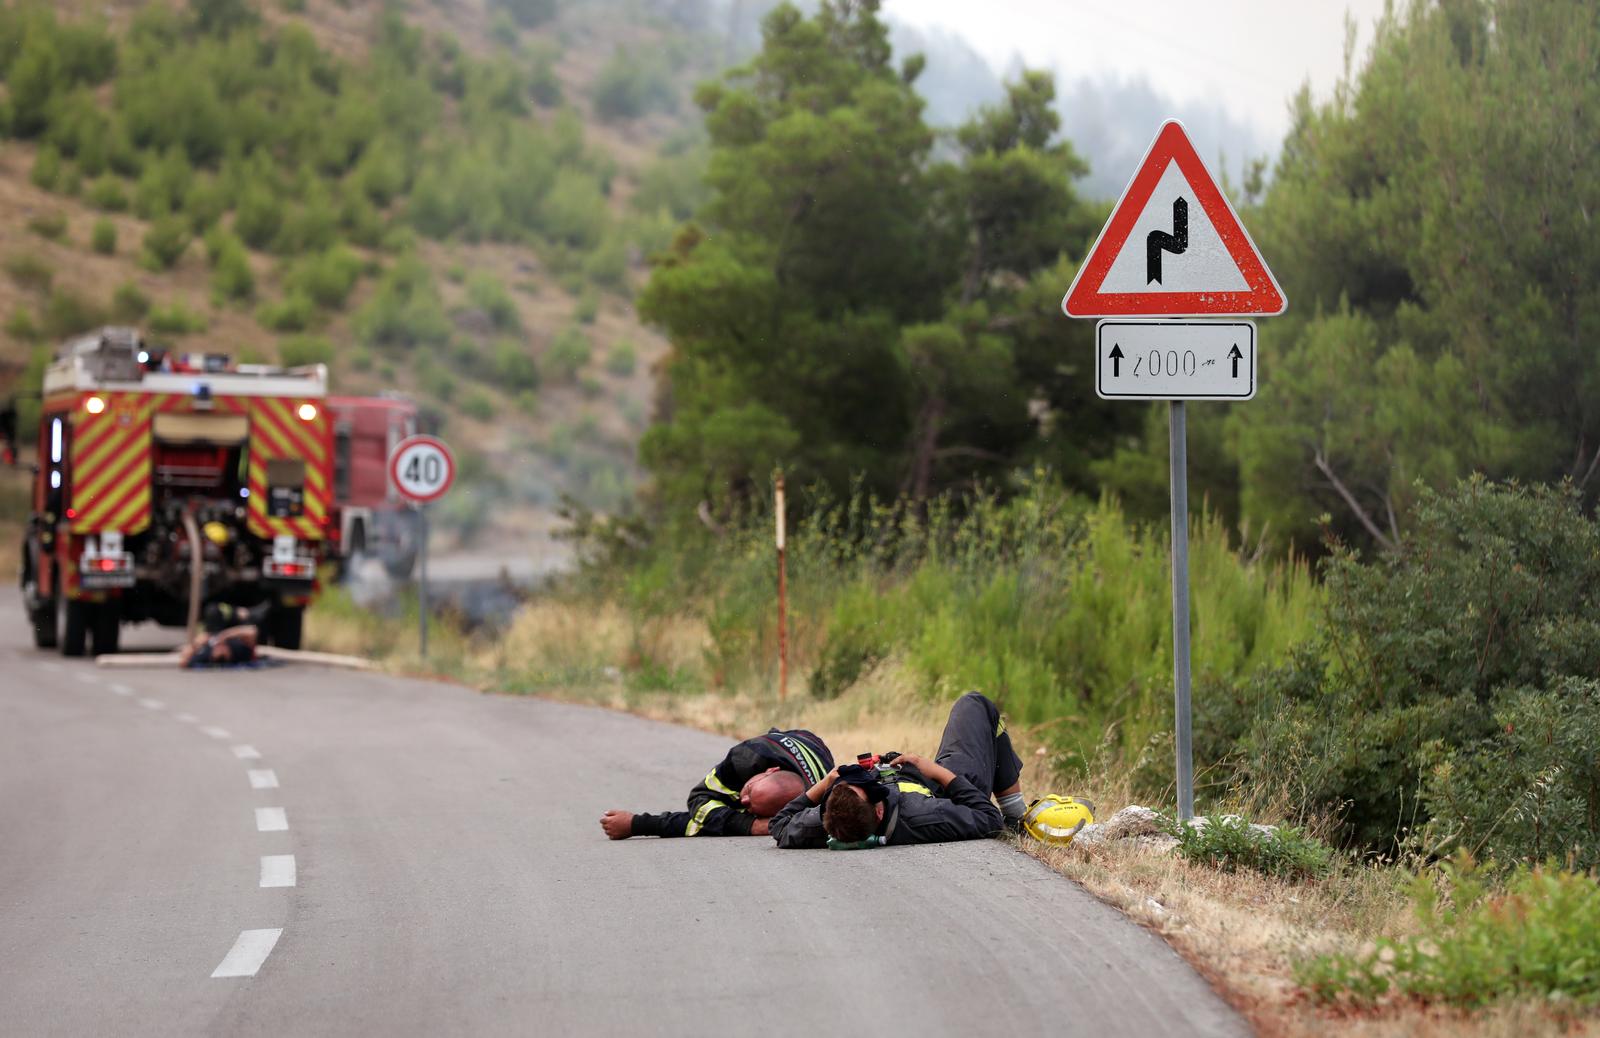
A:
768,692,1027,848
600,728,835,839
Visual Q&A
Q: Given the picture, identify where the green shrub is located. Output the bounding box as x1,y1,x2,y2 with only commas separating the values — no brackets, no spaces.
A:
86,176,130,212
278,334,335,368
233,182,282,250
542,325,590,381
538,169,608,249
461,389,495,421
183,176,228,233
419,365,456,403
26,212,67,241
4,254,54,292
1211,481,1600,865
40,288,108,338
147,301,208,335
112,281,151,321
5,308,41,341
605,340,637,377
1164,815,1335,881
133,147,193,219
493,338,539,390
350,346,374,372
354,255,451,350
591,47,674,121
573,289,599,324
90,218,118,255
209,236,255,303
465,271,520,330
1297,857,1600,1007
30,144,64,191
255,293,315,333
516,389,538,417
140,215,191,270
582,234,630,289
273,192,340,255
287,246,362,309
579,374,603,399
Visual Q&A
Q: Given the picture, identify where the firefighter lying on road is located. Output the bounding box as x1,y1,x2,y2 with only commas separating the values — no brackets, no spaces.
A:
600,728,835,839
179,624,258,667
768,692,1030,849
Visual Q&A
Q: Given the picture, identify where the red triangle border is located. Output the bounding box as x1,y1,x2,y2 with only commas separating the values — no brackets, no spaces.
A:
1062,121,1285,317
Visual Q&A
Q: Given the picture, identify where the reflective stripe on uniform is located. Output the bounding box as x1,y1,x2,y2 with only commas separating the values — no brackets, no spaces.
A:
896,781,932,797
794,742,827,784
703,769,739,798
684,798,720,836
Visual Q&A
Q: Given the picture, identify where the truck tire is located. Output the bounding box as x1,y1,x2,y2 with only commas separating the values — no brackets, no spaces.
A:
25,559,59,649
269,605,304,651
91,602,120,657
62,598,90,658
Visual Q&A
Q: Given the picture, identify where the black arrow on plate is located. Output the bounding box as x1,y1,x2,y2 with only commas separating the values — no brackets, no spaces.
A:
1109,342,1124,377
1228,343,1243,378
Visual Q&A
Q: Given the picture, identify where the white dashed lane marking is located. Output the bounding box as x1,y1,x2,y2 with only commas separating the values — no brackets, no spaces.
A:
248,769,279,790
138,699,165,711
231,745,261,760
259,855,296,888
202,726,232,740
255,808,288,832
176,713,199,724
109,683,134,696
75,672,99,685
210,929,283,979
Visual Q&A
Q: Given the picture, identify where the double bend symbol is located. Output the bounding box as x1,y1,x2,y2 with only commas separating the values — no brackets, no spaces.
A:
1146,197,1188,284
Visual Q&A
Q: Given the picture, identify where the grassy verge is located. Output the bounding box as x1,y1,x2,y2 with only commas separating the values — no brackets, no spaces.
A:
304,494,1599,1038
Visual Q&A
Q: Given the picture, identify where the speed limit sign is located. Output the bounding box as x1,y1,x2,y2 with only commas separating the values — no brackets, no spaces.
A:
389,435,455,503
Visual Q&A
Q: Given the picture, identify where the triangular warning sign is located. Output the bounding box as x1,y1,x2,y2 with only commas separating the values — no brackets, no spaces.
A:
1063,120,1285,317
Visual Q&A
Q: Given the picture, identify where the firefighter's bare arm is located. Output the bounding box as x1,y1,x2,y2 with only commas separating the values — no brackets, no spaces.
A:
802,765,843,804
887,753,958,789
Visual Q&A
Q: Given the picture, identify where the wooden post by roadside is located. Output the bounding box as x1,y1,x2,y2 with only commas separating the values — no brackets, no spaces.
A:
775,472,788,702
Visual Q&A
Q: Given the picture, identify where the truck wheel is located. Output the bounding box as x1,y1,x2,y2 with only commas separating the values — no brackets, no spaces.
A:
91,602,121,657
62,598,90,658
25,552,59,649
269,606,304,651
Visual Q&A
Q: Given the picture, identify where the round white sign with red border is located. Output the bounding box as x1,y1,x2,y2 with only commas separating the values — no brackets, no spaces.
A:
389,434,456,504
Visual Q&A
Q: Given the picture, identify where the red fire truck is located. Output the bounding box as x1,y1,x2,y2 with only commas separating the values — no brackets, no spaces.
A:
328,393,423,580
19,328,332,655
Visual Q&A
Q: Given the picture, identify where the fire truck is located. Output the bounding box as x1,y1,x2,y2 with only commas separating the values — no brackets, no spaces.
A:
328,393,423,580
19,328,331,656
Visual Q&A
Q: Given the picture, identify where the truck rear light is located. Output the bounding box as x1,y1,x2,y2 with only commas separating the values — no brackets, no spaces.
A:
263,556,316,580
66,508,77,519
298,403,318,421
86,395,106,414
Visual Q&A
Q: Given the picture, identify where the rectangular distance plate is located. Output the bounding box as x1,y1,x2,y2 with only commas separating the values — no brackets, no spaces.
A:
1095,320,1256,401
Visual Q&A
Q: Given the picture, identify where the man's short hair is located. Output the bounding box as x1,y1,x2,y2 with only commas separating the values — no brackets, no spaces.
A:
824,784,878,843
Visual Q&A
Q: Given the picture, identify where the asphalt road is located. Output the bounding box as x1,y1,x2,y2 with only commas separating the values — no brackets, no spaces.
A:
0,598,1248,1037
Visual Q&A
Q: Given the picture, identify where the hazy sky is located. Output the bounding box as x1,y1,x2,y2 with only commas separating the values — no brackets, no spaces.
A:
880,0,1394,144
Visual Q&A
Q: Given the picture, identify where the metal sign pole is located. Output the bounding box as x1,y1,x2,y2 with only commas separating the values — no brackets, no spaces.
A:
418,504,429,660
1168,401,1195,821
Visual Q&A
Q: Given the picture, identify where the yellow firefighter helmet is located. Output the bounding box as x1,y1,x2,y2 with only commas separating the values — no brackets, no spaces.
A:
203,521,231,546
1022,795,1096,845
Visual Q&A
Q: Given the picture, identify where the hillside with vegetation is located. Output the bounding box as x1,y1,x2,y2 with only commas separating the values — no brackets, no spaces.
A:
0,0,727,525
